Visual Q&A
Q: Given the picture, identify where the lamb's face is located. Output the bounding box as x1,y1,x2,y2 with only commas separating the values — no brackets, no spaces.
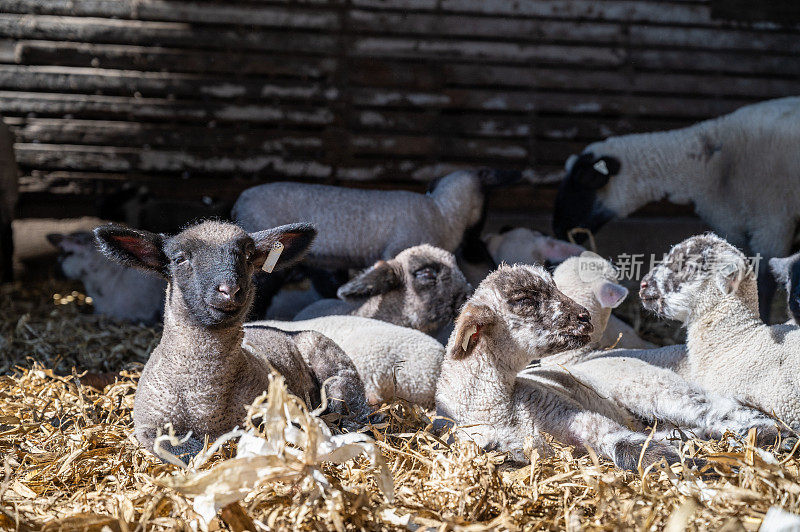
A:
640,234,751,323
553,255,628,343
165,222,259,328
94,221,316,329
47,231,103,280
452,264,593,368
397,245,472,332
552,149,620,242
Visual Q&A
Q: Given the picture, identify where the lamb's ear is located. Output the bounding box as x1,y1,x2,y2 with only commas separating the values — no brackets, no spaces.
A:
450,303,495,359
715,260,744,296
770,256,792,285
250,223,316,273
337,260,401,299
594,281,628,308
537,237,586,263
93,224,168,277
572,153,619,189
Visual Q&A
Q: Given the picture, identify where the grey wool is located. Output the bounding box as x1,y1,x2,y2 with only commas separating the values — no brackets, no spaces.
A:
294,244,471,341
94,220,371,460
231,168,520,270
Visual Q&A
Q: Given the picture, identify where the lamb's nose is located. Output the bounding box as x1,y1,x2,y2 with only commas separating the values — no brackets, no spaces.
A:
640,280,649,290
577,312,591,324
217,283,240,300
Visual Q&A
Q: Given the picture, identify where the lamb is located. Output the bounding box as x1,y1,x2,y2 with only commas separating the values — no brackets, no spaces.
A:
254,316,444,409
769,252,800,325
552,97,800,320
435,263,681,470
639,233,800,430
231,168,520,272
0,119,18,283
47,231,166,324
525,255,782,445
294,244,471,343
484,227,585,267
94,220,371,459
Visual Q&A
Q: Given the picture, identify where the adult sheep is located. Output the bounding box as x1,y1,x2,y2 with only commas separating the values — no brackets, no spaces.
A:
552,97,800,320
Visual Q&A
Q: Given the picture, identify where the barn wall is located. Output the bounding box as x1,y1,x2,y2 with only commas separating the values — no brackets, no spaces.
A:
2,0,799,222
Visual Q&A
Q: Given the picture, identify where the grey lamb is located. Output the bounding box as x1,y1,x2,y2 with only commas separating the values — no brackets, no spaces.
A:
231,168,519,271
94,220,371,460
294,244,471,342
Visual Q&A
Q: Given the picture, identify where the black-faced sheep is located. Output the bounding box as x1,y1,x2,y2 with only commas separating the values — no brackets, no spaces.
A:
553,97,800,321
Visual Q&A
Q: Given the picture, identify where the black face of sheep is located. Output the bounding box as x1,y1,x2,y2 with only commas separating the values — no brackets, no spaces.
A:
94,221,315,328
552,152,620,242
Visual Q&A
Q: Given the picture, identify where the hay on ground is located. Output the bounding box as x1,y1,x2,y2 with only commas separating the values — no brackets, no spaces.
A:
2,280,800,531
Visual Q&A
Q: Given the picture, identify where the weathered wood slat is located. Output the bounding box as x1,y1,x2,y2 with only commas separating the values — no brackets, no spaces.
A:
348,61,799,99
13,41,338,78
348,9,800,55
0,65,339,101
350,88,756,119
10,119,325,152
2,1,340,30
0,15,339,54
0,91,335,125
351,0,800,30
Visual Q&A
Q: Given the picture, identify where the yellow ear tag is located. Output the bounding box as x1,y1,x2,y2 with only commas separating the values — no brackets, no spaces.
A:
462,325,478,351
262,241,284,273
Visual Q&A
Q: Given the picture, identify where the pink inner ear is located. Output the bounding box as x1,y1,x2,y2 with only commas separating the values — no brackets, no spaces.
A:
114,235,161,266
597,282,628,308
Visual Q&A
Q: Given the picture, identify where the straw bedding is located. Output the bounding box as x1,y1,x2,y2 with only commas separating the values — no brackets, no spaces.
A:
2,280,800,531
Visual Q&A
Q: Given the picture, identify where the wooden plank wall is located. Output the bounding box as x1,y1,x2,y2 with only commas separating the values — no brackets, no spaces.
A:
1,0,799,221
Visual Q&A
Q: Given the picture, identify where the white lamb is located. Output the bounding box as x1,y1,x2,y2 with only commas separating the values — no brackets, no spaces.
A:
525,254,782,445
251,316,444,409
553,97,800,320
435,263,683,470
640,233,800,430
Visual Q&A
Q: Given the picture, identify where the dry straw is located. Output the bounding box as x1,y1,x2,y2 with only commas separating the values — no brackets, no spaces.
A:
2,281,800,530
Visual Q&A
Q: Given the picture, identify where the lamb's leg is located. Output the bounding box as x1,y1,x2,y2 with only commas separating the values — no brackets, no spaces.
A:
293,331,372,423
529,386,680,471
573,359,784,446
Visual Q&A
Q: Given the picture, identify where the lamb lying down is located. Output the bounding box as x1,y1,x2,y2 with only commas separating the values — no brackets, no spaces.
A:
295,244,471,344
524,254,782,446
640,233,800,431
255,316,444,409
48,231,166,324
94,220,372,460
435,263,681,470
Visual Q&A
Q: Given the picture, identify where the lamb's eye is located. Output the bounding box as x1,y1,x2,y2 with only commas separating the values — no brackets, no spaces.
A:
414,266,436,282
511,294,536,307
174,252,188,264
244,245,256,263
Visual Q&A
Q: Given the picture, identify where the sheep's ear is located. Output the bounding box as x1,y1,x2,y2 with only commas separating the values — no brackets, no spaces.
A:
715,261,744,296
571,153,619,189
594,281,628,308
337,260,401,299
450,303,494,359
769,256,792,285
94,224,168,277
537,237,585,263
250,223,316,273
